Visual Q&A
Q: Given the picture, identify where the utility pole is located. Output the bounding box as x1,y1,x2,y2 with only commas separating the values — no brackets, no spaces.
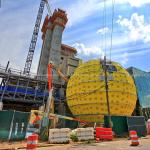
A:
102,56,112,128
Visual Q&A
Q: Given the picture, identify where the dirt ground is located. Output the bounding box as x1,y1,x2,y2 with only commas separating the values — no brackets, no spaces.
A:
0,136,150,150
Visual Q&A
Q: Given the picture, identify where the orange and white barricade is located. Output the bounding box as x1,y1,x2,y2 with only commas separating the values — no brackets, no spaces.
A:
96,127,113,141
27,134,38,150
129,130,139,146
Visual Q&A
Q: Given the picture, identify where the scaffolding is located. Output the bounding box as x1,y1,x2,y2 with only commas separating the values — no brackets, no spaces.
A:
0,64,49,111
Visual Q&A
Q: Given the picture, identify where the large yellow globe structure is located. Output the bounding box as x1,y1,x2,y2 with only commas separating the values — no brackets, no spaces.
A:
66,59,137,123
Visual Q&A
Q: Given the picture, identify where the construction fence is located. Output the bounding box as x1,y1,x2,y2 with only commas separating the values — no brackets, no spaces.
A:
0,110,30,141
104,115,147,137
0,110,148,141
0,110,78,141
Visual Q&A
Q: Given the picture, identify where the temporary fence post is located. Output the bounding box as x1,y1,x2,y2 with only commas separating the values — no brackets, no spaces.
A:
8,110,15,141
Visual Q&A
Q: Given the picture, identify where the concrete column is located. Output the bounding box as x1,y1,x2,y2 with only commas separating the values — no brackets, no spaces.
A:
37,16,53,80
49,9,68,83
37,9,68,82
49,26,64,83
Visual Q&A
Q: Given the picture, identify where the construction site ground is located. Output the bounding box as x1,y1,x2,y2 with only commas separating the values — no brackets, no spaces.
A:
0,136,150,150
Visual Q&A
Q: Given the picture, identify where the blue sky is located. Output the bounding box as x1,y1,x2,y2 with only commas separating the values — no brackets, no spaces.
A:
0,0,150,73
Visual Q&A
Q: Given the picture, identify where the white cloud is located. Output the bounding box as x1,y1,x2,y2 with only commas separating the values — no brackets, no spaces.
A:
115,0,150,7
113,48,150,66
73,43,104,58
64,0,150,27
66,0,102,26
65,0,150,26
117,13,150,43
129,0,150,7
120,53,129,65
97,27,109,34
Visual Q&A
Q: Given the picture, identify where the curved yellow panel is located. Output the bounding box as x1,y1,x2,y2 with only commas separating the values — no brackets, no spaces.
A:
66,59,137,123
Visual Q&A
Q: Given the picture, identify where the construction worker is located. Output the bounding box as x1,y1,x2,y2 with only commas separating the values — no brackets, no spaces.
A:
32,111,41,128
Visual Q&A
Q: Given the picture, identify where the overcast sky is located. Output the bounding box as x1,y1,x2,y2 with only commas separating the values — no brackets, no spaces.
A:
0,0,150,73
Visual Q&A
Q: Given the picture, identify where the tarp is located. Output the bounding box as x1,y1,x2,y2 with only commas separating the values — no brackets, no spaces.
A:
0,110,14,140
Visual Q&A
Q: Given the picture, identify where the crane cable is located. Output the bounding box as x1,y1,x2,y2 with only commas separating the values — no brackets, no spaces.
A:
103,0,107,57
110,0,115,62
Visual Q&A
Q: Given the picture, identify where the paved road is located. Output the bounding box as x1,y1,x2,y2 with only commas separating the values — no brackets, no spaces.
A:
36,138,150,150
2,137,149,150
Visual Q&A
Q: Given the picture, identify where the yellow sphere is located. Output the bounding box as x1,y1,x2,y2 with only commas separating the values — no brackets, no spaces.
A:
66,59,137,123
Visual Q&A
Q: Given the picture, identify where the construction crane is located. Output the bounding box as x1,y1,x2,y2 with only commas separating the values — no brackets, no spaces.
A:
23,0,51,75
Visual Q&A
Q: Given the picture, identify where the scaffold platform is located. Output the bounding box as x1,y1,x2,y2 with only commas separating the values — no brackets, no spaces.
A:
0,65,49,111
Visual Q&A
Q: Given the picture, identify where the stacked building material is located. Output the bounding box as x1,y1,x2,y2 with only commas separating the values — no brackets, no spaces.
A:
49,128,70,143
72,128,94,141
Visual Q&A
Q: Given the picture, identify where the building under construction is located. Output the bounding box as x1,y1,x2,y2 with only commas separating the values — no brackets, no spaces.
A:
0,65,48,111
37,9,80,117
0,9,80,114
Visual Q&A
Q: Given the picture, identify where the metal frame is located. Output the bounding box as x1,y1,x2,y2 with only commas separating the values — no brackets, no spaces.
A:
0,64,49,110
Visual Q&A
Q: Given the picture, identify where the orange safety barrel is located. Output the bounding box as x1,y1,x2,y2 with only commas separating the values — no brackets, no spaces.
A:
27,134,38,150
129,130,139,146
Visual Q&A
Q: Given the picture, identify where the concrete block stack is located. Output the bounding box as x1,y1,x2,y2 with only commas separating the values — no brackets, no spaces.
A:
49,128,71,143
72,128,94,141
